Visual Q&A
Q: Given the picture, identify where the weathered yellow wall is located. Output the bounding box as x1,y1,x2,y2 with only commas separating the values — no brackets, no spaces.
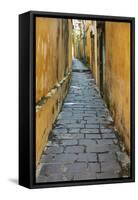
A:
84,21,98,82
85,21,92,65
36,76,71,165
93,21,98,83
105,22,130,153
36,18,72,102
36,17,72,165
84,20,131,153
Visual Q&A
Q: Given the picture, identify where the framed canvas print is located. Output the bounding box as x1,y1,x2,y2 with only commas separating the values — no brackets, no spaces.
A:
19,11,135,189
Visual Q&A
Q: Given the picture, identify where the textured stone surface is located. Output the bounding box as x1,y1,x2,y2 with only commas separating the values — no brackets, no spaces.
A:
36,59,130,183
65,146,85,153
76,153,97,162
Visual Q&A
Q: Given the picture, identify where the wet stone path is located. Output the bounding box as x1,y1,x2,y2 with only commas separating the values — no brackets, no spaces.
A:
36,58,130,183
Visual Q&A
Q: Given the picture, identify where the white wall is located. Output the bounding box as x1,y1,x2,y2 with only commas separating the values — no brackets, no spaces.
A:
0,0,137,199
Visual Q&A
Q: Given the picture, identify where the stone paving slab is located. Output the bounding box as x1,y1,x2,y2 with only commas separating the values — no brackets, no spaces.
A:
101,161,121,173
98,152,117,162
86,134,102,139
36,58,130,183
41,153,77,163
76,153,97,162
52,133,85,139
44,146,64,154
65,146,85,153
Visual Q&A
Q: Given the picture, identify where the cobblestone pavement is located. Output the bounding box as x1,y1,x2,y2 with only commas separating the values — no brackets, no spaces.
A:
36,58,130,183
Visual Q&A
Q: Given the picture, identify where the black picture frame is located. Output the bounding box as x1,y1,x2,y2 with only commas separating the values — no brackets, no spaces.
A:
19,10,135,189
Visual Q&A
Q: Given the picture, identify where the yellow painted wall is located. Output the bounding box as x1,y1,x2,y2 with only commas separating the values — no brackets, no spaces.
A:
93,21,98,83
36,17,72,165
36,76,71,165
105,22,130,153
85,21,92,65
86,21,131,153
36,18,72,102
85,21,98,82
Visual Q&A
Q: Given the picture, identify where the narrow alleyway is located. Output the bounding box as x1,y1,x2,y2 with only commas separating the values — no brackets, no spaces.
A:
36,58,130,183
